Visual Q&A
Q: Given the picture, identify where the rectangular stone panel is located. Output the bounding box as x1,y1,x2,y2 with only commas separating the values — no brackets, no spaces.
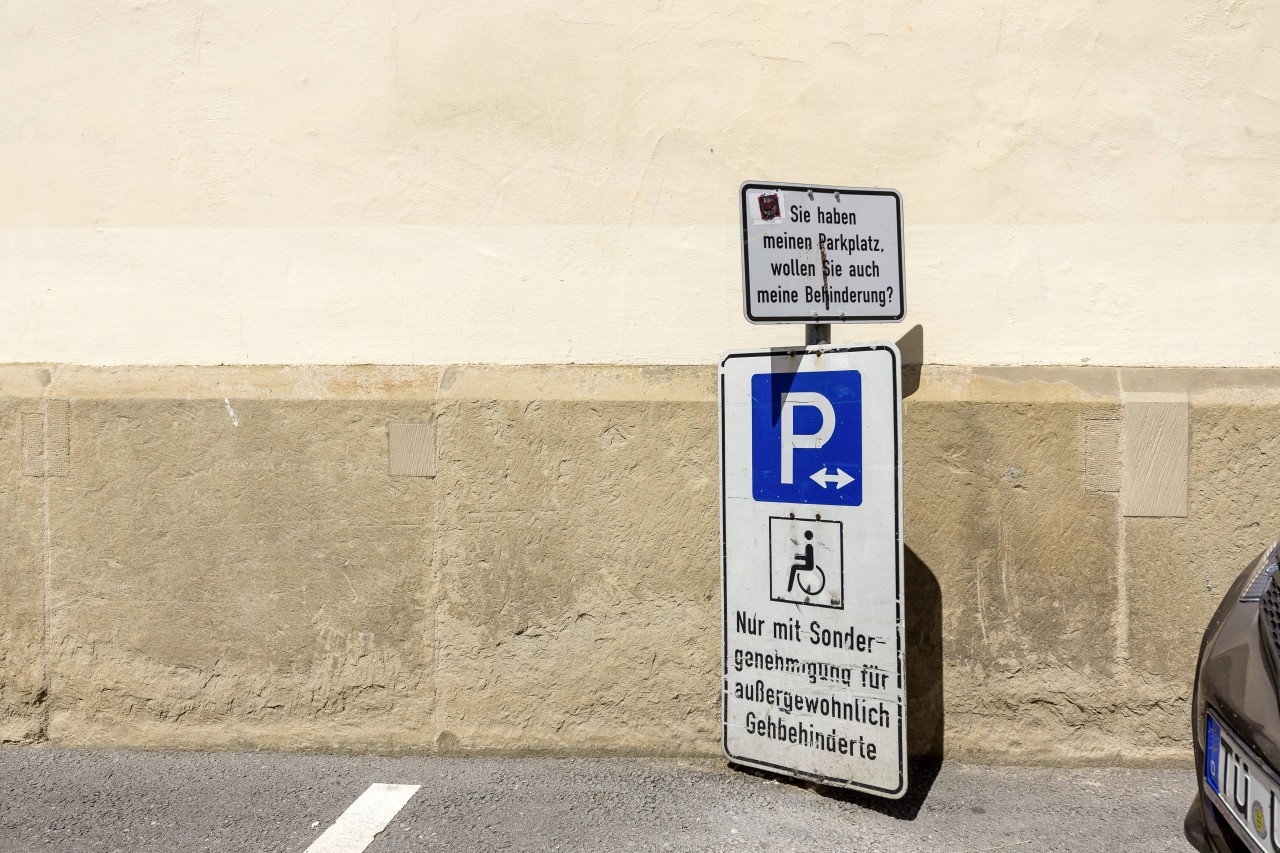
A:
432,398,719,754
1123,393,1188,517
388,422,435,477
903,399,1127,763
20,411,42,477
1083,415,1121,493
19,401,69,477
1126,404,1280,682
46,398,437,752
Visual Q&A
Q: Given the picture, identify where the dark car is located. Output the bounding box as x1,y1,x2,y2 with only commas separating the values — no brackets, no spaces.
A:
1188,540,1280,852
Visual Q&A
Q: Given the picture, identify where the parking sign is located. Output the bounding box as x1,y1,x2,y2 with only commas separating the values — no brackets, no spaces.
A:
751,369,863,507
720,343,906,797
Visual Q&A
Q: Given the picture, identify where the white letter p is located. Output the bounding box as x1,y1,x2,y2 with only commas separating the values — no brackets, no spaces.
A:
780,392,835,484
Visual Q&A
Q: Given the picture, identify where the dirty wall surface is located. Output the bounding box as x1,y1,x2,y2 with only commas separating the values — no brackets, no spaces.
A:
4,363,1279,766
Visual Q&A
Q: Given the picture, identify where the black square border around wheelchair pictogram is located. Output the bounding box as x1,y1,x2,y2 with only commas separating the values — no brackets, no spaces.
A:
767,516,845,610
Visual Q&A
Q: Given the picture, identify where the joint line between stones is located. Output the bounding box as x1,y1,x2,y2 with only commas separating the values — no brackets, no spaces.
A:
39,367,63,740
429,367,447,748
1115,367,1130,670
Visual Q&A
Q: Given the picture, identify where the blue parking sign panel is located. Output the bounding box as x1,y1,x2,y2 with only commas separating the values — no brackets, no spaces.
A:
751,370,862,506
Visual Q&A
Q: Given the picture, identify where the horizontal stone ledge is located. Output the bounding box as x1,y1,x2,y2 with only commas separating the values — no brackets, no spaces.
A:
6,363,1280,405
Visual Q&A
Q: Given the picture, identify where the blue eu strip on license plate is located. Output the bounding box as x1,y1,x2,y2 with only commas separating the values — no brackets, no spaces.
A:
1207,714,1221,794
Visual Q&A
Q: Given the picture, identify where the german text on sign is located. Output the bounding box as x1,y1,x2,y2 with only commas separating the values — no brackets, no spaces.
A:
740,182,904,324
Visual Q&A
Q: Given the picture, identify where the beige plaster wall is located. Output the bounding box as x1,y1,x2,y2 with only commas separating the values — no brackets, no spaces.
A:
2,1,1279,366
5,363,1280,765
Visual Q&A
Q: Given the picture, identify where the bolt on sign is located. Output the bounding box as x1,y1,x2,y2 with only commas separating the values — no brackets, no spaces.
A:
740,182,904,324
720,344,906,797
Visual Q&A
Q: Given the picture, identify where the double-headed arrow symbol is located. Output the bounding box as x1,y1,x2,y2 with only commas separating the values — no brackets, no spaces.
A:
809,467,854,489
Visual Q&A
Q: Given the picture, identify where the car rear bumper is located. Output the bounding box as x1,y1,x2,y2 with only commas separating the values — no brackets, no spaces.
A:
1190,546,1280,853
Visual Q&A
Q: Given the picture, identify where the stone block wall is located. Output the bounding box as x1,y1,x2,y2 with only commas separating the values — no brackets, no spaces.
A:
3,363,1278,766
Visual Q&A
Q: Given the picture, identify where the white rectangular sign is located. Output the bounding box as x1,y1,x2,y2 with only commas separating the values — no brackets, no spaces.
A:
720,343,906,797
741,182,904,324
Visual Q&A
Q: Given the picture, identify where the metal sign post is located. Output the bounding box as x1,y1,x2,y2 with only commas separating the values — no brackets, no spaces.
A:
805,324,831,346
723,181,906,797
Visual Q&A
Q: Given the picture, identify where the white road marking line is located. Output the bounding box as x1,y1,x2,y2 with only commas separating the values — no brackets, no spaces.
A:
305,783,420,853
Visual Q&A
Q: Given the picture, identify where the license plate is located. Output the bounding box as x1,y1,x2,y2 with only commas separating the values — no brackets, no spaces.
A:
1207,711,1280,852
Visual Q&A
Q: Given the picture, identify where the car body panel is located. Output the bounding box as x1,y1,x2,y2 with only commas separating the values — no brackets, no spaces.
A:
1190,548,1280,853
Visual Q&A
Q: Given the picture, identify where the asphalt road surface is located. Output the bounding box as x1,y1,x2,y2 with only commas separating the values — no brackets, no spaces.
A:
0,747,1196,852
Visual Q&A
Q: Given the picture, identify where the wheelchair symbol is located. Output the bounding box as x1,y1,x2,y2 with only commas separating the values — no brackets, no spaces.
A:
788,531,826,596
